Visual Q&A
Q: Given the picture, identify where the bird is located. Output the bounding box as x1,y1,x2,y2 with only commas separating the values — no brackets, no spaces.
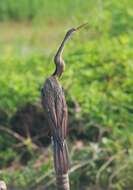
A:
0,181,7,190
41,23,88,174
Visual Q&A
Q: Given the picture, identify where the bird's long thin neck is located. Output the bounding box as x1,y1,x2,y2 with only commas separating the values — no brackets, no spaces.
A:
56,34,69,58
53,33,71,78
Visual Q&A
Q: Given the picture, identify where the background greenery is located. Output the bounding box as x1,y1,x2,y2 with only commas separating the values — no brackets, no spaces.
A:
0,0,133,189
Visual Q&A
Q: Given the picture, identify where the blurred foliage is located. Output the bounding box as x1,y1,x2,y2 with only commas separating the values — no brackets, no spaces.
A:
0,0,133,190
0,0,94,21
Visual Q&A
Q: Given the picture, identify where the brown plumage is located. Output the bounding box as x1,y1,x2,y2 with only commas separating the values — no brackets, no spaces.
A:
42,76,69,174
41,23,87,189
41,27,77,175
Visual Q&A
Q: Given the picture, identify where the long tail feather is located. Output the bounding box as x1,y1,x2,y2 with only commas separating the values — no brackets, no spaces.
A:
53,140,69,174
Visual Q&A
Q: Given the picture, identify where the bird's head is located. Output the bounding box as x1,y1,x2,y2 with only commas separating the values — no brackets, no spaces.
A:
66,23,88,38
53,22,88,77
66,28,76,36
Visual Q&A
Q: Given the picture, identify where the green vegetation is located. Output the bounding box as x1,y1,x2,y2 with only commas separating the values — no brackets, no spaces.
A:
0,0,106,21
0,0,133,189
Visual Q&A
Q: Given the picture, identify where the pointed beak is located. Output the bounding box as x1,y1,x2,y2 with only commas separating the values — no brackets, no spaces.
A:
75,23,88,31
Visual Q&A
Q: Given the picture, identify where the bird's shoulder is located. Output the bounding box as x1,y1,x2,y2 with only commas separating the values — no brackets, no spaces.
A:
44,76,62,90
42,76,63,97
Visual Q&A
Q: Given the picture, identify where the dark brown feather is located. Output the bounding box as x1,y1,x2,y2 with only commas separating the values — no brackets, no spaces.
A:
41,76,69,174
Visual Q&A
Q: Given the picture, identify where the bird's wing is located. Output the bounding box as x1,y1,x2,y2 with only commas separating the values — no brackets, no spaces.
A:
42,80,63,149
55,90,68,140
